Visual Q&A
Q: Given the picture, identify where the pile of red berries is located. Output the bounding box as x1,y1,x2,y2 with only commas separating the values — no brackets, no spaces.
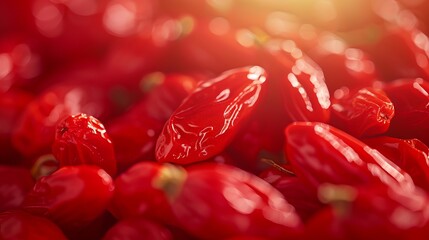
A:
2,0,429,239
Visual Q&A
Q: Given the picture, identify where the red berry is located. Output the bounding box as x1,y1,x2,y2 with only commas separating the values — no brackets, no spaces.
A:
158,163,304,240
12,81,117,158
285,122,414,191
330,87,395,137
52,113,117,177
155,66,267,165
22,165,114,230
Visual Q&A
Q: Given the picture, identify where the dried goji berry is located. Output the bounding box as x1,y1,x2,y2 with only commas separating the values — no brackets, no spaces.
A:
285,122,414,191
52,113,117,177
330,87,394,137
156,66,267,165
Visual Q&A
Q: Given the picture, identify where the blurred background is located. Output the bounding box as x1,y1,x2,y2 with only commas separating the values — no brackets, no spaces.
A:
1,0,429,93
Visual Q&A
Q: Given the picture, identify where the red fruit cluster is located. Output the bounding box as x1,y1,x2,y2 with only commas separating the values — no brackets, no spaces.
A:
2,0,429,239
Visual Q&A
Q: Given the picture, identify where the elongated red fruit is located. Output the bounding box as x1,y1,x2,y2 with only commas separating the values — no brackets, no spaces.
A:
156,66,267,164
284,122,415,191
156,163,303,240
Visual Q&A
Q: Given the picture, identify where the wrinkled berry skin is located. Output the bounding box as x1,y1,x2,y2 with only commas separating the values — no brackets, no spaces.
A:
156,66,267,165
330,87,395,137
52,113,117,177
12,82,114,158
22,165,114,230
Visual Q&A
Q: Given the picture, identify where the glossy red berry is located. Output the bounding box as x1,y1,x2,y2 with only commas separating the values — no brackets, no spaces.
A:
284,122,415,191
330,87,395,137
155,66,267,165
52,113,117,177
22,165,114,230
158,163,304,240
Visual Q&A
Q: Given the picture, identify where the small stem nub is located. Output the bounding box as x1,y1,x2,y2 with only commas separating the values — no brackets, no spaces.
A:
152,164,187,202
318,183,357,217
31,154,59,180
